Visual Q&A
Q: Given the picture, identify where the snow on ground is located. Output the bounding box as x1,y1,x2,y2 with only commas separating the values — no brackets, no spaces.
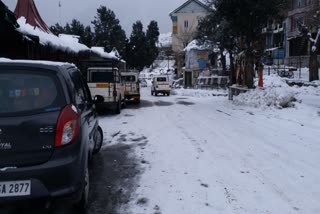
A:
99,84,320,214
172,88,228,97
234,74,320,109
139,59,176,85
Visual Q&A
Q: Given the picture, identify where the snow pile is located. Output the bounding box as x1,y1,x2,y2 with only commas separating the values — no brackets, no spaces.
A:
17,17,89,53
172,88,228,97
157,32,172,48
234,75,298,109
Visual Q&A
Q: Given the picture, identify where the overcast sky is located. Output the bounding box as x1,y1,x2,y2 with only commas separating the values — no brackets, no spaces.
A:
2,0,188,35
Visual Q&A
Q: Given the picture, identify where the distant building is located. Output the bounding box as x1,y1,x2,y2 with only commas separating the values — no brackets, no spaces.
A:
169,0,210,53
183,40,212,87
169,0,211,78
285,0,320,67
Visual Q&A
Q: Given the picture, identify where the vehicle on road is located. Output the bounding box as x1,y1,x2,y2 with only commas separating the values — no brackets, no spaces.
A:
0,59,104,210
121,71,140,104
139,79,148,87
151,76,171,96
87,67,125,114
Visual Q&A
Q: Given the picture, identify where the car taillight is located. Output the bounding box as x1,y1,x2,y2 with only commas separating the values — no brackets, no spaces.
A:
113,90,117,97
55,104,80,147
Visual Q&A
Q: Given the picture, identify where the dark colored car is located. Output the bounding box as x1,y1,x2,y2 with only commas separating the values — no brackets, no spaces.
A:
0,59,104,209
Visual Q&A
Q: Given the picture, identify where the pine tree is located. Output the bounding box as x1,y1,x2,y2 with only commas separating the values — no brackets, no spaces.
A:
128,21,147,70
82,26,94,48
92,6,127,56
49,23,65,36
146,20,160,67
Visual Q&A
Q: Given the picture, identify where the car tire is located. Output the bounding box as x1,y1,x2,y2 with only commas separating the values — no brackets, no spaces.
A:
167,92,170,96
155,92,158,96
74,165,89,212
115,99,121,114
93,126,103,155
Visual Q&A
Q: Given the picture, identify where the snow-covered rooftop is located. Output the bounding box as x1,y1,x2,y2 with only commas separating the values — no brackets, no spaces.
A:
91,47,122,60
16,17,89,54
184,40,212,52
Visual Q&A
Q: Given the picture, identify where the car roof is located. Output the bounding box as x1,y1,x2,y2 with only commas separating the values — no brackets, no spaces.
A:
0,58,77,72
88,67,117,70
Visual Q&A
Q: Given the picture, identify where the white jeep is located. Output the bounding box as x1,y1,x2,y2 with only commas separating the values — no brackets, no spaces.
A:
151,76,171,96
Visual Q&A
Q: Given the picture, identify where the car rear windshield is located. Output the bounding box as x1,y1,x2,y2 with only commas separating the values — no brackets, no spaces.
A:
0,71,65,115
122,75,136,82
157,77,167,82
89,70,115,82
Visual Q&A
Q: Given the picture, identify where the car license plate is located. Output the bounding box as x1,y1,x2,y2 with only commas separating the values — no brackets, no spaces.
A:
0,181,31,197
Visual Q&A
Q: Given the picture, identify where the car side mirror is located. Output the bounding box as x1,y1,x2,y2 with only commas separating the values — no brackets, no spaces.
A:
94,95,104,104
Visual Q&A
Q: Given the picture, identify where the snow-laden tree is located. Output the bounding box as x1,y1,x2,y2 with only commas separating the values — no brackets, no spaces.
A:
128,21,148,70
49,20,93,47
298,7,320,82
92,6,127,56
197,13,238,84
146,20,160,67
202,0,288,88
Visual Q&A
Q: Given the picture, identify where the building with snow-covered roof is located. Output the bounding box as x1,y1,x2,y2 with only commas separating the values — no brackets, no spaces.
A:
169,0,210,53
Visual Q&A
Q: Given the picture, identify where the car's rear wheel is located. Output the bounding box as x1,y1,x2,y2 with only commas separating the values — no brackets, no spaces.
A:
93,126,103,155
74,165,89,212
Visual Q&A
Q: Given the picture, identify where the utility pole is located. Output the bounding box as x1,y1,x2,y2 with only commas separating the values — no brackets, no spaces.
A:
59,1,62,25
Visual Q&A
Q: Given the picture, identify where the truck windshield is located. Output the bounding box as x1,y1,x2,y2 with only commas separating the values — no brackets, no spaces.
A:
157,77,167,82
122,75,136,82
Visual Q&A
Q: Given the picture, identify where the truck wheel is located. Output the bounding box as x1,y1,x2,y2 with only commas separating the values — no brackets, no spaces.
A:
115,99,121,114
167,92,170,96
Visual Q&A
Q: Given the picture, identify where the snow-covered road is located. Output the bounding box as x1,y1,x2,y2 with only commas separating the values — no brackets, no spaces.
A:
99,87,320,214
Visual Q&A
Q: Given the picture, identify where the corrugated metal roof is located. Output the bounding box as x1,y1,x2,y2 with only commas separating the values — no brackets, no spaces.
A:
14,0,51,33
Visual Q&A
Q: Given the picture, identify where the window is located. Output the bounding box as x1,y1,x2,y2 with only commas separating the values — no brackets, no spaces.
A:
70,71,87,105
157,77,167,82
122,75,136,82
184,20,189,28
0,72,63,115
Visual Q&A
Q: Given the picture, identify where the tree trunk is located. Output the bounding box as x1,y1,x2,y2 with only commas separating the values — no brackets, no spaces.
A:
228,50,236,85
309,50,319,81
220,48,227,75
245,50,255,88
